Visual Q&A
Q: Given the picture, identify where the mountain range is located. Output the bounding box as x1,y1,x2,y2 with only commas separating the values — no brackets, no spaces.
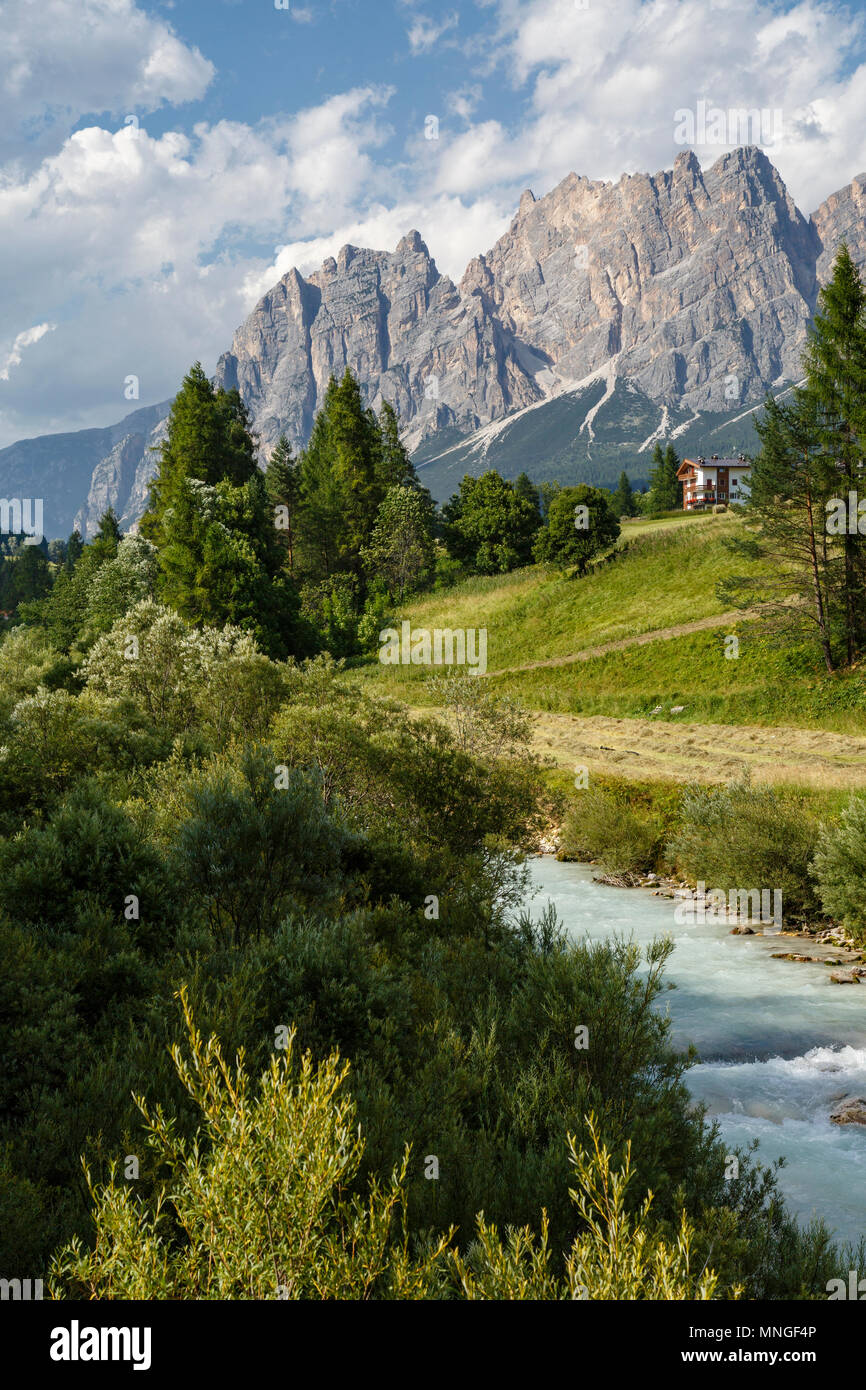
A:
3,144,865,538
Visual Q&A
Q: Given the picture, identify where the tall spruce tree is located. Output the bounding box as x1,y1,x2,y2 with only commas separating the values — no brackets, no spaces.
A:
265,435,300,575
663,444,683,509
140,363,257,547
612,470,637,516
295,371,385,591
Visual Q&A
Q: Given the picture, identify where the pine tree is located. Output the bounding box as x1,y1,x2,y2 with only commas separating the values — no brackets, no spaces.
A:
718,392,838,671
295,371,385,591
663,444,683,510
377,401,418,488
647,444,682,511
647,443,666,512
90,509,122,563
65,530,83,571
801,243,866,662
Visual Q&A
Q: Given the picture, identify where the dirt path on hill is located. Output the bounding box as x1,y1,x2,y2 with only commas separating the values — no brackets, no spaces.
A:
485,610,748,676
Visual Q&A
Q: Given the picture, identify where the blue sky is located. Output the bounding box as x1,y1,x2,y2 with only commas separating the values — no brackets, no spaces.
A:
1,0,865,446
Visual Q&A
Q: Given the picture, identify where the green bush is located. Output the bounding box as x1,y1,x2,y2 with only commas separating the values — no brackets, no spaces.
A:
667,777,821,920
812,796,866,940
560,787,663,874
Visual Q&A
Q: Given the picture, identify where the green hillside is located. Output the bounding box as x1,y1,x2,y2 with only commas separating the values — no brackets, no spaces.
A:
355,512,866,733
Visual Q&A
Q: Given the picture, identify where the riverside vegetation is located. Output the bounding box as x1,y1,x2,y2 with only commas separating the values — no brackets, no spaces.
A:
1,250,865,1298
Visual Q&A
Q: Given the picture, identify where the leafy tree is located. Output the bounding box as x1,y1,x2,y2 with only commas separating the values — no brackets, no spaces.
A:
82,535,159,638
533,484,620,574
812,796,866,942
169,746,349,947
453,1116,734,1300
442,470,542,574
362,485,435,598
82,598,287,740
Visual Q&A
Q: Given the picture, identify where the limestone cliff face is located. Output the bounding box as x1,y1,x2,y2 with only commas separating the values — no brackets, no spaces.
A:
812,172,866,283
473,147,820,412
214,231,541,457
4,146,865,534
213,145,844,462
73,416,167,539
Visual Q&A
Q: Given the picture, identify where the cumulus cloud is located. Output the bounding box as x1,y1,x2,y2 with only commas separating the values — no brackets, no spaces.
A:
468,0,866,212
0,0,214,161
1,0,865,449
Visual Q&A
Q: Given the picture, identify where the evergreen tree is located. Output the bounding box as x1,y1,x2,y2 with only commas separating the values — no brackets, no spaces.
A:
801,243,866,662
11,544,52,608
718,394,838,671
90,509,122,563
140,363,257,547
612,471,637,517
377,401,418,488
647,443,682,511
663,444,683,509
65,531,83,571
265,435,300,575
138,365,299,657
295,371,385,591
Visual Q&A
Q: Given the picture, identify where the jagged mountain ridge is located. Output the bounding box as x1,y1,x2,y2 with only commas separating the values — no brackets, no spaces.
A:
2,146,864,537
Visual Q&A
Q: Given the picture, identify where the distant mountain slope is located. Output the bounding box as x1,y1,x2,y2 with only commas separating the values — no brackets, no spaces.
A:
0,401,170,540
1,146,864,534
414,376,790,497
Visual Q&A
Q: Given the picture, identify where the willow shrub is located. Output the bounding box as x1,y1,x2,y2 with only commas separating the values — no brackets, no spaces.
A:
667,776,821,920
812,795,866,941
560,787,663,874
50,998,732,1301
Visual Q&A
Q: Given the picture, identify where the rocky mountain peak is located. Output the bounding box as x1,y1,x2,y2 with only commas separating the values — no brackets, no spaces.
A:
5,148,866,537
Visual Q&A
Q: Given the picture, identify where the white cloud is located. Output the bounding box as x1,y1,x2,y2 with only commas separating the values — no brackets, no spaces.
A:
470,0,866,213
407,10,459,55
1,0,866,453
0,323,56,381
0,0,214,160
